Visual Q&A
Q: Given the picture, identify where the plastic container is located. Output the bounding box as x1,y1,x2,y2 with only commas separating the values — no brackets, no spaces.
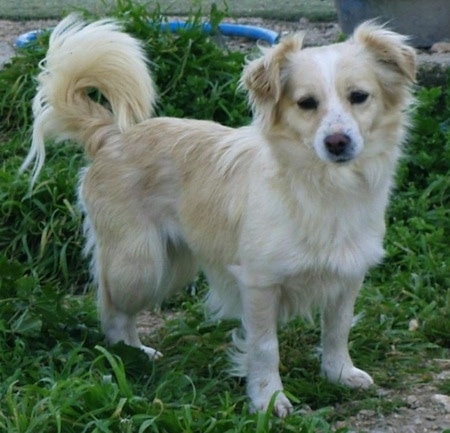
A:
334,0,450,47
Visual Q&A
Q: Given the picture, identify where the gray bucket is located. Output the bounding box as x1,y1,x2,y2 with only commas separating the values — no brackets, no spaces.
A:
334,0,450,47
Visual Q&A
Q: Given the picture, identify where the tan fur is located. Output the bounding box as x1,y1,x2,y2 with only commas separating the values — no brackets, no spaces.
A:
24,15,416,417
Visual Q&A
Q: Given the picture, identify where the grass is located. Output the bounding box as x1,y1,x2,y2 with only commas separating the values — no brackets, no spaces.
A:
0,1,449,431
0,0,336,21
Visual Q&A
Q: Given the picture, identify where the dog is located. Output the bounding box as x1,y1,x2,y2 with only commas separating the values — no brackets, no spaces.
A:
22,14,416,417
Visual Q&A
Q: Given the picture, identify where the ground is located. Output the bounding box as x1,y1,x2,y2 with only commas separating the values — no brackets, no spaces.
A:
1,16,450,433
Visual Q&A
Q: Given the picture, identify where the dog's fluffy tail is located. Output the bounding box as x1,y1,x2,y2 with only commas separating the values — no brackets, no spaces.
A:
22,14,156,184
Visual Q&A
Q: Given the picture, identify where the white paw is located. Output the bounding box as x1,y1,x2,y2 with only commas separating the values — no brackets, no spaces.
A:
140,345,163,360
324,365,374,389
250,391,293,418
340,366,374,389
273,392,294,418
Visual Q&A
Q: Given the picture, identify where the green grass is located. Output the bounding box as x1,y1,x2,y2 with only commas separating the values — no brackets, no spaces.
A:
0,1,449,431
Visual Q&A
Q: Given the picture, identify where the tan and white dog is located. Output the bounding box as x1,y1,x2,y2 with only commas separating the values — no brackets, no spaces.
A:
23,15,416,416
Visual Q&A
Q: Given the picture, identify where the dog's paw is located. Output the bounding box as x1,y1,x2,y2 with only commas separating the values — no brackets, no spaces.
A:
273,393,294,418
339,366,374,389
140,344,163,360
324,365,374,389
250,391,293,418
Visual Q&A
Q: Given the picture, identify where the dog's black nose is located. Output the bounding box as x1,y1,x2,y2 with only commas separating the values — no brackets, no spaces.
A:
324,133,351,156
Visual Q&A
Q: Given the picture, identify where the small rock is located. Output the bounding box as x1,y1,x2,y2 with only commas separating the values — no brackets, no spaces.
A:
376,388,392,397
334,421,347,429
406,394,419,408
437,370,450,380
430,41,450,53
0,41,14,68
432,394,450,413
415,406,428,414
412,415,423,425
297,404,312,415
408,318,419,331
357,409,376,420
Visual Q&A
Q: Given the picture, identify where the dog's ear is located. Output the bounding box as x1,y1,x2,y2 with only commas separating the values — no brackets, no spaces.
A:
354,22,416,105
242,34,304,104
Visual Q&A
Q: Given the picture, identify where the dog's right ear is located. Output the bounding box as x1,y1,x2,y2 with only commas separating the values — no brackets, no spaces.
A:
242,34,304,105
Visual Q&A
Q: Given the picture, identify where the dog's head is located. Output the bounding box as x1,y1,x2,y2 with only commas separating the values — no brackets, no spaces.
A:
242,22,416,167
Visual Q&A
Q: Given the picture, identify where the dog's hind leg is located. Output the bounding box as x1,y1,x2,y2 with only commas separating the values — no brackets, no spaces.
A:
100,299,162,359
97,250,163,359
96,236,197,360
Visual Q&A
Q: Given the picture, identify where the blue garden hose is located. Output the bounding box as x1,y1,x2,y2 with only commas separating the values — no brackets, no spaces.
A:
15,21,280,48
15,29,44,47
160,21,279,44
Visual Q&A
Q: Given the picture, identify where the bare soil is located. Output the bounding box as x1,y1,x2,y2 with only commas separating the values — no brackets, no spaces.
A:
2,16,450,432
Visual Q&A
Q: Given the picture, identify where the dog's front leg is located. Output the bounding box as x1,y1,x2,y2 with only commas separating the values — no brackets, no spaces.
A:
320,275,374,389
238,282,293,417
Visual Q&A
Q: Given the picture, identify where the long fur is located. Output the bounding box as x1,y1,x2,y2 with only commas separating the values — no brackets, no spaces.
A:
23,14,416,417
21,15,155,184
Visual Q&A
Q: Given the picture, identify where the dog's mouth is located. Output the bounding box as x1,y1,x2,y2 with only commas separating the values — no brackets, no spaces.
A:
313,149,358,165
333,155,354,164
323,151,356,164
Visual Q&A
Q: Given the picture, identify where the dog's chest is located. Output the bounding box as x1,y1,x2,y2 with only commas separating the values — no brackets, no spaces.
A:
242,190,386,281
290,214,382,276
304,206,385,274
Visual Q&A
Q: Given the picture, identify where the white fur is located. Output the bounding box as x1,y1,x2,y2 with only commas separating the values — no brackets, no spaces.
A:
23,15,416,417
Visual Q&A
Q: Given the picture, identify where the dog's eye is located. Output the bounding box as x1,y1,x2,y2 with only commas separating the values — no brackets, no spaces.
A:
297,97,319,110
349,91,369,105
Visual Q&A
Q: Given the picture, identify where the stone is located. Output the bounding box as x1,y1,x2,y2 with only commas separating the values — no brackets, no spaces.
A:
0,41,14,68
406,394,419,408
358,409,376,420
432,394,450,413
431,42,450,54
408,319,419,331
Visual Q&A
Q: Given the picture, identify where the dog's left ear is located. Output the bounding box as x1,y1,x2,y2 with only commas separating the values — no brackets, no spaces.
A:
354,22,416,105
354,21,416,81
242,34,304,104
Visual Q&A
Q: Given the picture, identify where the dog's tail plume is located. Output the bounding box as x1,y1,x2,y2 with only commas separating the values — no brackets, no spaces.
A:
22,14,156,184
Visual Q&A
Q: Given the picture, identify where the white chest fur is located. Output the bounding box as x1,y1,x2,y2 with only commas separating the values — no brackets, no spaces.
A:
237,164,389,287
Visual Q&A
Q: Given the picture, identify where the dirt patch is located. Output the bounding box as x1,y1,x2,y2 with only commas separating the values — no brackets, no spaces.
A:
333,363,450,432
0,19,57,66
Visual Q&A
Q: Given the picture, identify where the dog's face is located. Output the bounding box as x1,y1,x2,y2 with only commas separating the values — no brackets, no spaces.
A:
243,22,416,167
